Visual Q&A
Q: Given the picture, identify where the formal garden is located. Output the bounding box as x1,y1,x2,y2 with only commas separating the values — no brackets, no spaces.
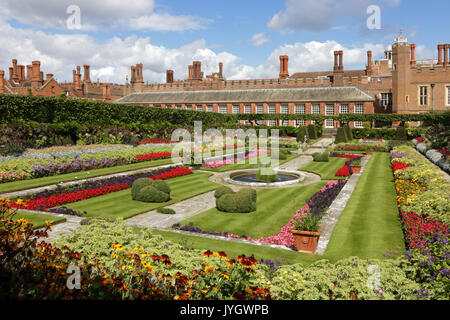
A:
0,95,449,300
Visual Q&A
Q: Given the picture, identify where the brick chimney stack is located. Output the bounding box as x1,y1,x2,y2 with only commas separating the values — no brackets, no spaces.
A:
46,73,53,81
192,61,202,81
31,61,41,88
437,44,443,65
0,70,5,93
18,65,25,81
136,63,144,83
27,65,32,81
166,70,174,83
219,62,223,79
9,67,13,81
75,66,82,90
130,66,136,84
83,65,90,82
366,51,373,75
333,51,339,72
279,55,289,79
410,44,416,66
338,51,344,72
12,59,18,81
444,44,449,69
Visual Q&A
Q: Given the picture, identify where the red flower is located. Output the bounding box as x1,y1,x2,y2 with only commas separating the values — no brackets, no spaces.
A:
392,162,412,172
335,165,351,177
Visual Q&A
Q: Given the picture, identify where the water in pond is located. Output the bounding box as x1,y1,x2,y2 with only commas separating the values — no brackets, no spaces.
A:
233,174,299,183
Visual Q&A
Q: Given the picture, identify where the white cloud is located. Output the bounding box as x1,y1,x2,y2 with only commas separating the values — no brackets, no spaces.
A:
252,33,270,46
1,0,208,31
268,0,402,33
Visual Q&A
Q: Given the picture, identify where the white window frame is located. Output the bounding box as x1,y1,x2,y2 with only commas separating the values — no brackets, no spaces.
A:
419,85,429,106
339,104,349,114
281,104,289,114
256,104,264,113
446,86,450,107
268,104,276,114
176,105,182,110
295,104,305,114
186,105,192,111
232,105,240,114
381,93,392,107
219,105,227,114
354,121,364,128
355,103,365,114
207,105,213,112
244,105,251,114
312,104,320,114
325,104,335,128
268,120,276,126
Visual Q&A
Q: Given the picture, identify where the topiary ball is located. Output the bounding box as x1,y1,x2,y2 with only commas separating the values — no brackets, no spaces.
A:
214,186,235,199
136,185,170,203
150,179,171,194
216,193,238,212
131,178,154,200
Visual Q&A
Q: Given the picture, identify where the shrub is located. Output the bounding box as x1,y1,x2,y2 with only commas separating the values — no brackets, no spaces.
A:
343,125,353,141
307,125,318,140
278,151,288,160
334,127,348,144
157,207,176,214
395,126,407,140
235,188,257,213
216,193,238,212
216,188,257,213
313,152,329,162
132,178,171,203
296,126,309,143
136,185,170,203
214,186,234,199
131,178,154,200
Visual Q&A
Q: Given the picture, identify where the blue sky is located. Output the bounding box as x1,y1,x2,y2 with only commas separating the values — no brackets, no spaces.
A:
1,0,449,83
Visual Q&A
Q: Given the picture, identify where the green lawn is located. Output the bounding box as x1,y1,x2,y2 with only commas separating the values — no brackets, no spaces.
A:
61,172,220,219
299,157,348,180
180,181,326,239
200,153,299,172
13,211,66,229
0,158,174,194
324,152,405,260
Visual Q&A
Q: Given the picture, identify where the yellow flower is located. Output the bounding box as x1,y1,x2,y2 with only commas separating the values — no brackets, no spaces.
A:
15,199,25,206
205,266,213,274
133,246,143,252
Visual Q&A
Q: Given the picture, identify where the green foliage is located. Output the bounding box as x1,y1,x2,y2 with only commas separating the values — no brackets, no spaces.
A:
157,207,176,215
296,126,309,143
214,186,234,199
292,214,320,232
216,188,257,213
268,257,421,300
395,126,408,141
307,125,318,140
132,179,171,203
334,127,348,144
216,193,238,212
312,152,329,162
343,125,353,141
131,178,154,200
278,151,288,160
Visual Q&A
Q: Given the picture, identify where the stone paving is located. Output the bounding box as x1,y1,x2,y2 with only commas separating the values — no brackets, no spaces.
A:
315,154,371,255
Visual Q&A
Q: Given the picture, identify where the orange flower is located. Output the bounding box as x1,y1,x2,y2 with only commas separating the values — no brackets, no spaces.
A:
202,250,214,257
226,259,236,267
216,251,228,259
205,266,214,274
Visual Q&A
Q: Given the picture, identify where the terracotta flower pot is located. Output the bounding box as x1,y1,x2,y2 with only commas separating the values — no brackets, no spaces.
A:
350,165,362,174
290,228,322,253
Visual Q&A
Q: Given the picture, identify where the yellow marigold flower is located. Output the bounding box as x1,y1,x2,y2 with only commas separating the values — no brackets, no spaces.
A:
15,199,25,206
111,253,119,259
141,253,149,258
133,246,143,252
205,266,213,274
219,272,230,280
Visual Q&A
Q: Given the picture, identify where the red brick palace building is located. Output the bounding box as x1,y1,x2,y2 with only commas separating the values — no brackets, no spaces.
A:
1,32,449,128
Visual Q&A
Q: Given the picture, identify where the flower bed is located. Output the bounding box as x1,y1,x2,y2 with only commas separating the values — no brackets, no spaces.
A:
0,145,173,183
137,138,180,145
359,139,386,144
8,166,192,212
332,154,364,177
135,152,175,162
334,143,389,152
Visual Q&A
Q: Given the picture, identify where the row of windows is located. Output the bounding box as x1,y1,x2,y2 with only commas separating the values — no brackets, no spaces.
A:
418,86,450,107
169,103,365,114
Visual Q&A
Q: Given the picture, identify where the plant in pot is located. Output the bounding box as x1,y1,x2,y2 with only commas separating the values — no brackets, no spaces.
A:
290,214,322,253
350,158,362,174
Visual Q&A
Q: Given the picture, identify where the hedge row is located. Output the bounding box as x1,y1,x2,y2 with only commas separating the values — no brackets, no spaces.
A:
0,95,237,127
1,94,449,127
